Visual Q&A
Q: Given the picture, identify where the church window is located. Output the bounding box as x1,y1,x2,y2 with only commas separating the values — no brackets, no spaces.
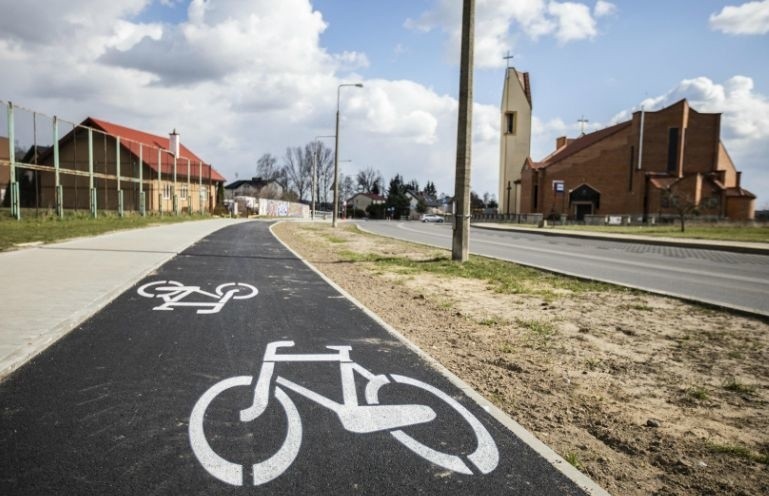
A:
667,128,679,173
505,112,517,135
628,146,635,191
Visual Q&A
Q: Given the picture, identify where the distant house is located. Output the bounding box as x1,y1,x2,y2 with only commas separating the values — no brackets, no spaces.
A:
347,192,385,213
19,118,226,213
224,177,284,200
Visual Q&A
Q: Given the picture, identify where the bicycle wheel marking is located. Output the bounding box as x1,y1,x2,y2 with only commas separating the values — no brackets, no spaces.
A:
136,280,257,314
189,379,302,487
189,341,499,486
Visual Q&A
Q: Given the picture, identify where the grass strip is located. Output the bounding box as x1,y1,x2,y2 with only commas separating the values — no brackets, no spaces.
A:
0,212,212,251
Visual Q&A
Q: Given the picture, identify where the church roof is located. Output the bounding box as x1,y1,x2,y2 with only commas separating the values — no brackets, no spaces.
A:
531,120,631,170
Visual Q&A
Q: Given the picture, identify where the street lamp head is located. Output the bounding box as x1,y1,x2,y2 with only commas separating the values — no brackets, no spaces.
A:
354,83,364,88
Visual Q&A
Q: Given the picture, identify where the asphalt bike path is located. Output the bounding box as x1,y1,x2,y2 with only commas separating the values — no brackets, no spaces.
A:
0,221,594,495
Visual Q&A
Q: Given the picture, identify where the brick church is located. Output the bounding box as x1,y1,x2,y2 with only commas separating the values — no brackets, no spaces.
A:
498,67,756,221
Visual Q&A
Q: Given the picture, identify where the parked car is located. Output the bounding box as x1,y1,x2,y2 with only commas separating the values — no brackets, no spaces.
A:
420,214,444,223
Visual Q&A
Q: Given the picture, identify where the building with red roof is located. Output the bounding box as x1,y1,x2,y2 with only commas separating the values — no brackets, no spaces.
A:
30,117,226,213
499,69,755,221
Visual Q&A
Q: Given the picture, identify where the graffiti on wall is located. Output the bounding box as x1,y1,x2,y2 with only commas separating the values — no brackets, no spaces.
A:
258,198,309,218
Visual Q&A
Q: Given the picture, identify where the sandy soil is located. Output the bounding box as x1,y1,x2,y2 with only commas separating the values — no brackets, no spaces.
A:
273,221,769,496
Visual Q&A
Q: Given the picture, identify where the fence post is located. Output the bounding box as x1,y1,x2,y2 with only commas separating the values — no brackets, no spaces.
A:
53,116,63,218
198,160,203,214
7,102,20,219
116,136,123,217
88,128,97,218
139,143,145,216
187,158,191,215
172,155,178,215
157,148,162,216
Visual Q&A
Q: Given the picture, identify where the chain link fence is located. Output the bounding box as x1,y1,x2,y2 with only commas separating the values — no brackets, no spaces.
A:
1,100,219,219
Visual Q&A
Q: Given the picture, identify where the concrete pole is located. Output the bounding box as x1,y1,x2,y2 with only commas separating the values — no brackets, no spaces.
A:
332,108,340,227
452,0,475,262
332,83,363,227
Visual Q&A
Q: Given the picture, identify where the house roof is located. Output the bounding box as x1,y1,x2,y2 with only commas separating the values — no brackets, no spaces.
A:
224,177,279,190
530,121,632,170
348,192,385,202
85,117,226,182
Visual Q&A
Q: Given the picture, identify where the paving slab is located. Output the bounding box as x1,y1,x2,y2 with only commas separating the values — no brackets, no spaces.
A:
0,218,245,379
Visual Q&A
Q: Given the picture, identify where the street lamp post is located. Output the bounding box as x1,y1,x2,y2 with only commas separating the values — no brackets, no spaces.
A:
313,135,335,220
333,83,363,228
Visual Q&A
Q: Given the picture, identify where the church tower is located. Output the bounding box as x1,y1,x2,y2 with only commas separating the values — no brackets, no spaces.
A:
498,67,532,214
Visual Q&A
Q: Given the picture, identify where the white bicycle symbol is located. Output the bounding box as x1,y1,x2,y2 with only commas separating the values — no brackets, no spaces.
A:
137,280,258,314
189,341,499,486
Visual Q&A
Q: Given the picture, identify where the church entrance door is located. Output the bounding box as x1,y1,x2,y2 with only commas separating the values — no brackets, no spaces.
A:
574,203,593,221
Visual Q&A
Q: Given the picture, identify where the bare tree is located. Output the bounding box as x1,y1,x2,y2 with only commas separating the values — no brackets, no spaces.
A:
662,188,717,232
355,167,383,194
256,153,279,180
340,173,355,203
306,141,334,208
282,147,312,201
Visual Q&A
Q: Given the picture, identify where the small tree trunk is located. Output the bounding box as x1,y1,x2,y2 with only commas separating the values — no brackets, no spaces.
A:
679,214,685,232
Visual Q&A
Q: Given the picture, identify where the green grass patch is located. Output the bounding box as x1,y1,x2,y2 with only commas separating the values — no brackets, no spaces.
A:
707,442,769,465
552,224,769,243
516,318,556,336
722,377,756,395
323,234,348,244
0,211,211,251
686,387,709,401
564,452,584,471
335,248,617,298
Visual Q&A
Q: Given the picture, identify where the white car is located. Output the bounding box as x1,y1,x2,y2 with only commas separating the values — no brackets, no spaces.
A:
420,214,444,223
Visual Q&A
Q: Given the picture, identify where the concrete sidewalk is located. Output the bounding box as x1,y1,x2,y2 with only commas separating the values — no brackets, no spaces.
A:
472,222,769,255
0,218,246,379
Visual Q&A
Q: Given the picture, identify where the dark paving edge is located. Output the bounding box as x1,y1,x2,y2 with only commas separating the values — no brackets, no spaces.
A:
471,223,769,256
355,222,769,321
270,221,612,496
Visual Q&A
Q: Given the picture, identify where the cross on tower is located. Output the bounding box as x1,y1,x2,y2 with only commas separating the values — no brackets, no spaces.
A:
503,51,515,68
577,115,589,135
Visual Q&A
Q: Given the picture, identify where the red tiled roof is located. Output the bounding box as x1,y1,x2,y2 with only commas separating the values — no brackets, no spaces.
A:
534,121,632,169
85,117,226,182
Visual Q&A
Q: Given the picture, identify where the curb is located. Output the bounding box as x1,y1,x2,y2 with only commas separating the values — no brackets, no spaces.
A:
270,221,612,496
470,223,769,255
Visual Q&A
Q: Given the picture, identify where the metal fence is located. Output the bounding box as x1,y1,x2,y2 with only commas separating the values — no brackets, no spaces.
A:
0,100,216,219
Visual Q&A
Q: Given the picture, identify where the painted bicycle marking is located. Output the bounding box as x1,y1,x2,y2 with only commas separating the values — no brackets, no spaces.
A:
189,341,499,486
137,280,258,314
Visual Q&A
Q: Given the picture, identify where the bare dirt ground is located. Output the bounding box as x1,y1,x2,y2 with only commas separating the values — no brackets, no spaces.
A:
273,221,769,496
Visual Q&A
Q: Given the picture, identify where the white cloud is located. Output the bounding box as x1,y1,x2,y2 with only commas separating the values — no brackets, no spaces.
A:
710,0,769,35
404,0,608,68
594,1,617,18
547,2,597,43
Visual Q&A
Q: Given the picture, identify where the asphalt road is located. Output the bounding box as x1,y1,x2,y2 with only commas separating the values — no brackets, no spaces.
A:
0,222,593,495
357,221,769,317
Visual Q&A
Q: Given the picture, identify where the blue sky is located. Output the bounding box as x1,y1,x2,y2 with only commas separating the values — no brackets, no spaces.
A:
1,0,768,207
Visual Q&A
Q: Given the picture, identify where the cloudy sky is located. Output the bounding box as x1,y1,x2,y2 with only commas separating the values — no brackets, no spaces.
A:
1,0,767,207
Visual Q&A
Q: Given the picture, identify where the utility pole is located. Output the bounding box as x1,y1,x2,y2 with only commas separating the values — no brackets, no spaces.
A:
452,0,475,262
